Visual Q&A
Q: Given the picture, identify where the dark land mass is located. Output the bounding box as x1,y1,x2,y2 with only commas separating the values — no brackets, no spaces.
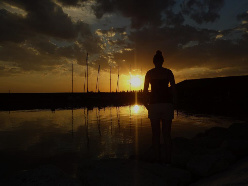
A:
0,92,140,111
1,75,248,116
176,75,248,117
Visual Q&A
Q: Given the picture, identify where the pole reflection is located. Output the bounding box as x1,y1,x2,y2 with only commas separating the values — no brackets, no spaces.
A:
117,106,120,132
97,107,101,136
71,107,74,137
85,107,89,150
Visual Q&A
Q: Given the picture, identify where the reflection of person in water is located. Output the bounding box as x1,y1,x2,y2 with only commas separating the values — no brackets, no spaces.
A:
144,50,176,164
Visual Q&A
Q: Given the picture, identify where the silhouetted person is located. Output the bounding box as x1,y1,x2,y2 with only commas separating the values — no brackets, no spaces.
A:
144,50,176,164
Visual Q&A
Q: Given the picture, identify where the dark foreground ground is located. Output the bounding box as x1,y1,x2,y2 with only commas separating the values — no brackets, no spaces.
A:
1,122,248,185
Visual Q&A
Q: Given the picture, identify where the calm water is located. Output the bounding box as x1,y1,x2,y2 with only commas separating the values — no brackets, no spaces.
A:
0,105,244,176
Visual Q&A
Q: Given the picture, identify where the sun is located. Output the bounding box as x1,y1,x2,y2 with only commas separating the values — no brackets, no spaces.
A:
130,76,141,87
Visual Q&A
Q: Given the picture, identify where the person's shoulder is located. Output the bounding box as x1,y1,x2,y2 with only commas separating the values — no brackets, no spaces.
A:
163,68,173,74
146,68,155,75
148,68,156,72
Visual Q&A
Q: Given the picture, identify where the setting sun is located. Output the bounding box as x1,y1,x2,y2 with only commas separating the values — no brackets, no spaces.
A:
130,76,141,88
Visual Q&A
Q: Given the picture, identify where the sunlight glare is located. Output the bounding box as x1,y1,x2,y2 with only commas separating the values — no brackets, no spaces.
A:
130,76,141,87
132,105,140,114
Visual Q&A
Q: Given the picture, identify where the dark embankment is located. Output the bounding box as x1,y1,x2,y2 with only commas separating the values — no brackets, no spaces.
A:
176,75,248,116
0,92,142,111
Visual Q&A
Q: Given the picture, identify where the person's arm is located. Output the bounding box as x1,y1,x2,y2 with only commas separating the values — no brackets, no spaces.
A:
143,71,150,109
169,70,177,104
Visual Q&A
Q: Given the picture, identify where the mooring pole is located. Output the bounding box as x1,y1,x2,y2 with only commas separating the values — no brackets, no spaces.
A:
110,66,112,93
84,70,86,93
72,63,73,93
96,65,100,92
130,64,131,92
117,66,119,92
86,53,89,93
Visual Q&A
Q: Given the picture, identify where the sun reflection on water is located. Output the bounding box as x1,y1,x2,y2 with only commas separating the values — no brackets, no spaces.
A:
132,105,140,114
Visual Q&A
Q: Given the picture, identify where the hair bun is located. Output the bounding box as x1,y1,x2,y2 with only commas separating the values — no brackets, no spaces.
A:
153,50,164,65
156,50,162,56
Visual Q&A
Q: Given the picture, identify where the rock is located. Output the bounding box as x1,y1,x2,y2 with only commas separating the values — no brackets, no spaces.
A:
3,165,80,186
172,148,192,167
191,136,224,149
192,156,248,186
221,139,248,158
204,127,228,138
77,159,191,186
187,149,235,177
190,127,228,149
228,123,248,140
136,146,159,162
172,137,193,167
173,137,191,149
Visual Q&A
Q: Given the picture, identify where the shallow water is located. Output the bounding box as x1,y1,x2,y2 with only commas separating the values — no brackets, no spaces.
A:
0,105,244,176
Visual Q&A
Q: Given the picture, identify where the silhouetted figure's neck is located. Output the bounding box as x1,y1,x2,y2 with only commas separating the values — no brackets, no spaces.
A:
154,65,163,69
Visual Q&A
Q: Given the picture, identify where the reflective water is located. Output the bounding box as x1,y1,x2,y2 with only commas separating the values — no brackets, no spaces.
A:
0,105,244,176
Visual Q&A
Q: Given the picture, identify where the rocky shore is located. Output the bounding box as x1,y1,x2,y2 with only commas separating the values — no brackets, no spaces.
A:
1,122,248,185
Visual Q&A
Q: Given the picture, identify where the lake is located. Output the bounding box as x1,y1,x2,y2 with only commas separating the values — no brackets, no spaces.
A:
0,105,244,177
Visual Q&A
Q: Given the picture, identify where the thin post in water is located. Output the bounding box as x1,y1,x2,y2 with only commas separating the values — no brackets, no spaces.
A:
86,53,89,93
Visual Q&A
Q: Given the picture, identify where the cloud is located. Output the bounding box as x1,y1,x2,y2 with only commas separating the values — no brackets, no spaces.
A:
125,25,216,66
0,0,247,82
0,9,32,43
92,0,176,29
237,11,248,33
56,0,87,6
107,23,248,76
237,11,248,22
181,0,224,24
0,0,102,74
164,10,184,26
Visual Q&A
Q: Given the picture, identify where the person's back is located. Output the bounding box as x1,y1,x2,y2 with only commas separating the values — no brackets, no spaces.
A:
146,67,173,104
143,50,175,164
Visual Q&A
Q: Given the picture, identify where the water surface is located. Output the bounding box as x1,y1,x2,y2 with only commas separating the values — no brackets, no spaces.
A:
0,105,243,176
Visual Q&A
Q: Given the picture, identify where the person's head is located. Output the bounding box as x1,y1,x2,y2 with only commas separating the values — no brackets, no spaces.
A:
153,50,164,67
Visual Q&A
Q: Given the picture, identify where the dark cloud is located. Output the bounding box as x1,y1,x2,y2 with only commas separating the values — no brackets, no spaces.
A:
237,11,248,21
57,0,86,6
237,11,248,34
0,9,32,43
181,0,224,24
92,0,176,29
23,0,81,39
98,25,214,73
128,25,216,62
0,0,102,73
109,24,248,75
164,11,184,26
92,0,115,19
169,38,248,70
0,0,96,41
